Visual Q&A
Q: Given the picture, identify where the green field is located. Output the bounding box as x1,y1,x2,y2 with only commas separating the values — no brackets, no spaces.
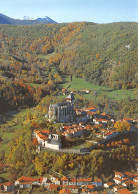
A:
59,76,137,100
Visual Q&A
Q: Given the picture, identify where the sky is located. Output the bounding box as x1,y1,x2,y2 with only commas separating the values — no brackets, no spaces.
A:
0,0,137,23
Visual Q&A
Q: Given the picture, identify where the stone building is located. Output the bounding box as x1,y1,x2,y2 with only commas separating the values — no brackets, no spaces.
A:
48,94,75,123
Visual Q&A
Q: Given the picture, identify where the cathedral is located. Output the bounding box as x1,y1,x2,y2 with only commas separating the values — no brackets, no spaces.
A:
48,94,75,123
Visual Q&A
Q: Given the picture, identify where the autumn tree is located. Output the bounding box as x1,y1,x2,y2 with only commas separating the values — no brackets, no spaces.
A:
33,138,39,146
114,120,130,132
123,138,130,145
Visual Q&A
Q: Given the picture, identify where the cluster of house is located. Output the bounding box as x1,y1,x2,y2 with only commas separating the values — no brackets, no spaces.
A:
104,171,138,193
0,175,102,193
1,171,137,193
61,123,91,137
0,176,49,192
34,93,137,151
61,122,118,140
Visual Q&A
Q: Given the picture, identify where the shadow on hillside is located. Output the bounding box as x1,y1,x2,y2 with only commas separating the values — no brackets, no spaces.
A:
0,109,21,125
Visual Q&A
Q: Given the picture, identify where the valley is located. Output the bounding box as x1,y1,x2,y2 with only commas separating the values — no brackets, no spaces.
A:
0,21,137,193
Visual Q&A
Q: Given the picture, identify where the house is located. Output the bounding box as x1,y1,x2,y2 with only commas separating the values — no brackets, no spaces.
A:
122,180,133,190
113,185,125,192
133,177,138,182
82,89,91,94
93,118,102,125
87,112,97,120
0,182,15,192
92,179,102,187
15,176,48,188
61,176,69,185
69,178,93,186
86,184,95,192
124,171,137,180
123,118,133,124
132,181,138,189
50,175,59,181
63,185,79,193
69,179,77,186
15,176,40,189
40,177,49,186
17,182,32,189
104,182,114,189
113,177,123,185
115,171,125,179
49,184,62,191
117,188,132,194
53,178,61,185
76,178,92,186
86,107,96,112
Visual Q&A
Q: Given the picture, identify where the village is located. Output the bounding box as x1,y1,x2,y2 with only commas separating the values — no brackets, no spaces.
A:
33,93,137,153
0,168,138,193
0,93,137,193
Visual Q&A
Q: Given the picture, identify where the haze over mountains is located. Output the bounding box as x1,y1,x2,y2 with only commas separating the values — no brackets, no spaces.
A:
0,13,57,25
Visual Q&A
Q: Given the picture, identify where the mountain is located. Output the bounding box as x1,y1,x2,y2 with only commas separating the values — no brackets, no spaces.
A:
0,22,137,90
36,16,56,23
0,13,57,25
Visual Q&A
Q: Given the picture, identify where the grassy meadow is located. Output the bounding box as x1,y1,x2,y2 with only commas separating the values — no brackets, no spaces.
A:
59,76,137,100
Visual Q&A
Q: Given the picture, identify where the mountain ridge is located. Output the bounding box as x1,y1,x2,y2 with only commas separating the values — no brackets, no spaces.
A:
0,13,57,25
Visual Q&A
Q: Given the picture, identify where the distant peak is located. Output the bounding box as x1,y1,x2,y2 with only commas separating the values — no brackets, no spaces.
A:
0,13,57,25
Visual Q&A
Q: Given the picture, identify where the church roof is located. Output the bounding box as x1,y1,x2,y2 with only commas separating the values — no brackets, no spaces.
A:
52,101,71,108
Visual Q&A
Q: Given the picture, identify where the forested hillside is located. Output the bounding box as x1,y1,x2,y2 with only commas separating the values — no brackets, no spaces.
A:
0,22,137,112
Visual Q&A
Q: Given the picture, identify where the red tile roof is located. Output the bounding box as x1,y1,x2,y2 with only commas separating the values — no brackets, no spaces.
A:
77,178,92,182
70,179,76,183
49,184,62,190
59,188,71,194
87,185,94,189
124,171,137,178
118,188,131,194
94,178,102,182
1,182,14,186
41,130,50,134
115,171,124,177
17,176,39,183
19,182,32,185
133,177,138,181
123,180,133,186
63,185,78,189
37,133,48,140
49,184,58,190
104,182,113,186
113,177,123,182
61,176,68,181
